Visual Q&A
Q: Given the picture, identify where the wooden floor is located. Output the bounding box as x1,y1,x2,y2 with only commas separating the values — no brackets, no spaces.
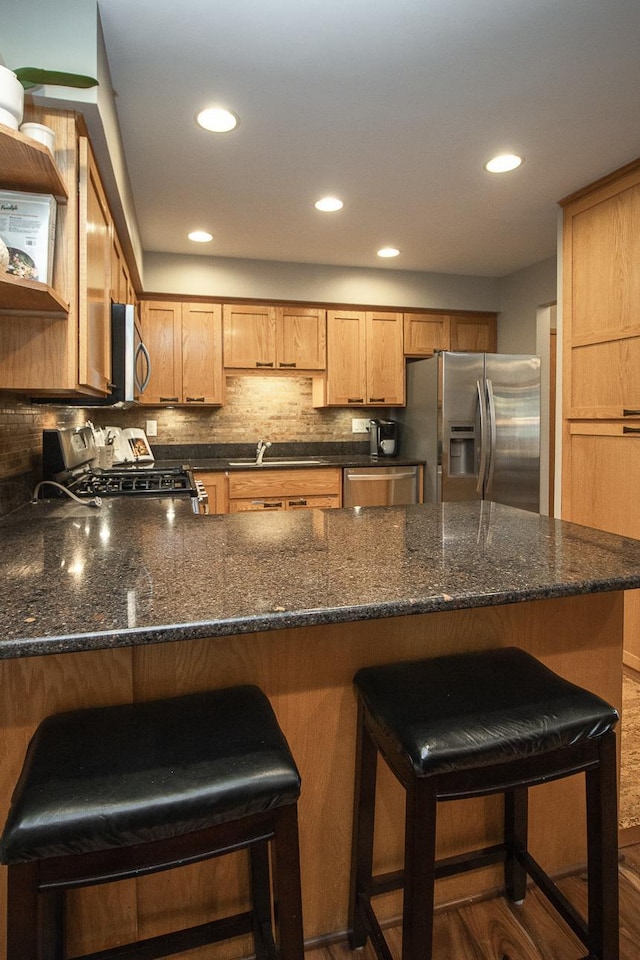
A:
307,842,640,960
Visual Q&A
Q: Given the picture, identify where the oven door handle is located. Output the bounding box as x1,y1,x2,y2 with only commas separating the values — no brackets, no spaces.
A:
135,341,152,395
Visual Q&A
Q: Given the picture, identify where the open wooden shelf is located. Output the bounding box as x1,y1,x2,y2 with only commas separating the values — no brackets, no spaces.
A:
0,273,68,316
0,123,68,201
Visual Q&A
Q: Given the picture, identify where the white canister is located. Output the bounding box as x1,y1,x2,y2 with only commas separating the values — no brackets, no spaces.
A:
19,122,56,153
0,65,24,130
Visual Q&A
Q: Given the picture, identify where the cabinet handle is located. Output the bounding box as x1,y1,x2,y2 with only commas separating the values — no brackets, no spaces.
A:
623,426,640,434
186,396,205,403
623,409,640,416
348,397,364,403
256,361,274,368
160,396,179,403
288,499,307,506
369,396,385,403
262,501,283,509
279,362,297,368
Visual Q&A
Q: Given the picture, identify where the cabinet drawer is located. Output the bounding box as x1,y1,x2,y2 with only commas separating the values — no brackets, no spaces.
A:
228,467,341,499
229,498,285,512
286,494,339,509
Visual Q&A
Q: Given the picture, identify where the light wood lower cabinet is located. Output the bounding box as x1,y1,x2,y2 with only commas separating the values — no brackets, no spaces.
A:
228,468,342,512
195,471,229,515
562,421,640,669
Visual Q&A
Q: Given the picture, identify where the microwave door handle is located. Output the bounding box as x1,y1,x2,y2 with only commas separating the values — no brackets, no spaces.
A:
135,341,152,394
485,378,497,492
476,378,488,496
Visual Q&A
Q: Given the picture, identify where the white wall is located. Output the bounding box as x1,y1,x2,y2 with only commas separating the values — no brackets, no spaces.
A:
143,251,501,311
497,256,558,354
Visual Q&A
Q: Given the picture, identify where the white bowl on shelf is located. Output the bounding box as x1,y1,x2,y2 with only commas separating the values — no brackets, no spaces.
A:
0,65,24,130
19,121,55,153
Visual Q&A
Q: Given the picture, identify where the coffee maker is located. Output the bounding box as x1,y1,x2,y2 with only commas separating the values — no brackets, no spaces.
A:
369,419,398,457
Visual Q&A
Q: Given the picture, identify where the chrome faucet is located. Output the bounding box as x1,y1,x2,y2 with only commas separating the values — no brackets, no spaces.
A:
255,439,272,464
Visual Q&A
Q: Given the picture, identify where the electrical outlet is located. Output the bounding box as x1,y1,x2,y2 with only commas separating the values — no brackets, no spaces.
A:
351,418,370,434
145,420,158,437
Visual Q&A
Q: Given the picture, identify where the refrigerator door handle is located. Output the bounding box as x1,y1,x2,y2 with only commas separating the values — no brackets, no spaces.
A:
476,378,488,495
485,378,497,493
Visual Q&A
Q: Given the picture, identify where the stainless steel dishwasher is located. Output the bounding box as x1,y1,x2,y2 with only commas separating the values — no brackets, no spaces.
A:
343,465,420,507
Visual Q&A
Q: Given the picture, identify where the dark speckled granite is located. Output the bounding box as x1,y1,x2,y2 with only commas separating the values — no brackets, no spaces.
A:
2,498,640,660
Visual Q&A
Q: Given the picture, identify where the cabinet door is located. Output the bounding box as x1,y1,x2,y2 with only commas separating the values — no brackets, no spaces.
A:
139,301,182,404
404,313,450,356
181,303,224,404
449,314,497,353
277,306,326,370
78,138,111,393
326,311,367,405
366,311,405,405
223,303,277,368
563,422,640,668
562,167,640,418
195,471,229,514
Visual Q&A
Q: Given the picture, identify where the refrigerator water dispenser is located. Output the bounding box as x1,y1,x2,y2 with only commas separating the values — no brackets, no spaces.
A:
447,424,476,476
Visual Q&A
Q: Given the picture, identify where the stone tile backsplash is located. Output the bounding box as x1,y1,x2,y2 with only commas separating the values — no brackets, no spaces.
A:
0,377,384,515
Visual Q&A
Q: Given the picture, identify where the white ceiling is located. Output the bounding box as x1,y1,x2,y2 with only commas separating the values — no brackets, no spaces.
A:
96,0,640,278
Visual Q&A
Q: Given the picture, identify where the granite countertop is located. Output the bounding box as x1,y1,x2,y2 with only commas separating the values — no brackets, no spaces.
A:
2,497,640,660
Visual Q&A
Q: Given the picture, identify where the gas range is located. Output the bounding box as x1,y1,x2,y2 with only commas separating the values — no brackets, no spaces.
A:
40,427,207,512
70,465,197,498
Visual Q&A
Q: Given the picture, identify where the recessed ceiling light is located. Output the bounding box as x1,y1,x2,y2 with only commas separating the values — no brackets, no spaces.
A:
377,247,400,258
188,230,213,243
314,196,343,212
484,153,523,173
196,107,239,133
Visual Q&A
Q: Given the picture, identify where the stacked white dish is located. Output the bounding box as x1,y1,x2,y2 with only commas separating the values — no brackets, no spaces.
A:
0,65,24,131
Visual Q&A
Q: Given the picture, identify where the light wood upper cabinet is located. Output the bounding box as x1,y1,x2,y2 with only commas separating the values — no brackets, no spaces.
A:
366,311,405,404
561,161,640,419
403,311,497,356
277,306,326,370
403,313,450,356
316,310,403,406
223,303,326,370
323,310,367,404
140,301,223,405
78,137,112,395
449,314,497,353
111,230,135,306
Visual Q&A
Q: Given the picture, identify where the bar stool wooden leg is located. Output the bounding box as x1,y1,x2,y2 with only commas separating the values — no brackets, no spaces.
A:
505,786,528,903
402,779,437,960
348,703,378,950
271,803,304,960
586,731,619,960
250,841,275,960
7,861,39,960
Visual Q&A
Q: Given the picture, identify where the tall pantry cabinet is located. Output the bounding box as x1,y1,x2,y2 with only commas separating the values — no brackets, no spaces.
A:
561,156,640,670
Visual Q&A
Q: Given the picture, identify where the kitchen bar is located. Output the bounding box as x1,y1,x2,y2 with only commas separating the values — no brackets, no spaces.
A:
1,498,640,959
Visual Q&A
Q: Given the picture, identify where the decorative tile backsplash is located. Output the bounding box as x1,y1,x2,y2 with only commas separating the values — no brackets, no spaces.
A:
0,377,382,515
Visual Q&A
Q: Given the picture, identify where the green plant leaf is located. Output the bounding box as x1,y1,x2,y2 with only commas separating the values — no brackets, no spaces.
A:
15,67,98,91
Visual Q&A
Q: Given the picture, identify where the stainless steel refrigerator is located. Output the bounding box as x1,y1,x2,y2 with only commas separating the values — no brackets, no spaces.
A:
397,352,541,512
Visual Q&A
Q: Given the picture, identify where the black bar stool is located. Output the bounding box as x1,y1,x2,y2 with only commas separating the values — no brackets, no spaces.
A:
1,685,304,960
348,647,619,960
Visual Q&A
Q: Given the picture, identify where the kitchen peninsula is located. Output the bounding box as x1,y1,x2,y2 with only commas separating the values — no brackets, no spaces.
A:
1,498,639,960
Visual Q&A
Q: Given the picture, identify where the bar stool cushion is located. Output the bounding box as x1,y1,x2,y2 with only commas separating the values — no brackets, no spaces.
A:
0,686,300,864
354,647,619,777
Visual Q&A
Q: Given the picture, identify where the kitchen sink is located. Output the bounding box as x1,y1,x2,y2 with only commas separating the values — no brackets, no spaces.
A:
228,458,323,467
